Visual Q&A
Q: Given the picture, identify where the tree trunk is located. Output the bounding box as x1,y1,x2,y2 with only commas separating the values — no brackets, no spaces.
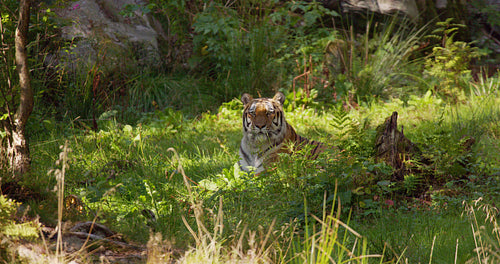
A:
8,0,33,176
375,112,420,180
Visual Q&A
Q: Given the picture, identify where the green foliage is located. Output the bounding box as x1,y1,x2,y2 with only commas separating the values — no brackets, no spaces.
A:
330,105,353,140
283,88,320,111
424,18,485,100
198,163,249,192
402,173,422,195
0,195,39,262
330,16,427,102
271,1,340,101
469,73,500,97
270,0,339,29
192,3,241,72
271,0,339,60
190,1,282,98
145,0,196,72
127,74,217,116
415,96,500,187
0,196,18,228
470,0,500,31
217,97,243,119
119,2,156,18
21,83,500,262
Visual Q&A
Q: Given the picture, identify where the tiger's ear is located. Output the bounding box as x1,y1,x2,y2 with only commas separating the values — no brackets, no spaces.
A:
273,92,285,105
241,93,253,105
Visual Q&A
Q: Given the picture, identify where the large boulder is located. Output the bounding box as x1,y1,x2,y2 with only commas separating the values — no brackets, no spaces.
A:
322,0,419,20
52,0,164,75
341,0,419,20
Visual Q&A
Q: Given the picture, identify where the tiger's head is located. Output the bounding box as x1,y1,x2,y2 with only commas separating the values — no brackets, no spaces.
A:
241,92,287,145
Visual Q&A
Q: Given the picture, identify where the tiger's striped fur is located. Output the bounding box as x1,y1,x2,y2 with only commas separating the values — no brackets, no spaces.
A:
238,92,325,173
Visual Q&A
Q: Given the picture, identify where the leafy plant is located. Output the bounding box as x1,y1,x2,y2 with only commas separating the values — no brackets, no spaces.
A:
271,1,339,101
424,18,485,100
0,195,39,262
119,2,156,18
283,88,320,111
191,2,282,99
191,2,241,73
330,16,427,102
198,163,251,193
469,0,500,34
469,73,500,97
330,104,352,140
0,196,39,238
217,97,243,119
402,173,422,195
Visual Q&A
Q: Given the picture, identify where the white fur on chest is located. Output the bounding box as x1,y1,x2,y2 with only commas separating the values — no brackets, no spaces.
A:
239,129,286,173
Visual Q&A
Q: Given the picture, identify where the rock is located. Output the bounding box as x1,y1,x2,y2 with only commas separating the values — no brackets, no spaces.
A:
16,244,59,264
341,0,419,21
52,0,164,75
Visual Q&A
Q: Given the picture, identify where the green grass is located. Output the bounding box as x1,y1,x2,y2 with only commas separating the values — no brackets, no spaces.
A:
355,209,476,263
23,86,500,263
3,1,500,262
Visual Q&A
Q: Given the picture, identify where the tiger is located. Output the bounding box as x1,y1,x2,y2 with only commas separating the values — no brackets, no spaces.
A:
238,92,325,173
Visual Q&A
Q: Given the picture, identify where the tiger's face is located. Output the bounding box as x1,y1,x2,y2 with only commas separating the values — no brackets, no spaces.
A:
241,92,286,145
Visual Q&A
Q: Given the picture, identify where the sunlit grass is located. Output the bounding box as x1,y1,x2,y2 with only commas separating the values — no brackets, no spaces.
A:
25,84,500,262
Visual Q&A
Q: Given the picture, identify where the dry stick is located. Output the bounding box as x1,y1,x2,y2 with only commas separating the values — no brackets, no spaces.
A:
429,235,436,264
303,55,307,97
214,196,224,240
471,222,482,263
74,217,114,258
168,147,206,246
350,25,354,79
39,227,51,260
258,218,276,261
56,141,68,259
68,232,140,250
307,54,313,98
470,203,486,261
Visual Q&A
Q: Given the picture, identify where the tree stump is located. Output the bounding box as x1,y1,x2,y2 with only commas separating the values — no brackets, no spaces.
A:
375,112,420,180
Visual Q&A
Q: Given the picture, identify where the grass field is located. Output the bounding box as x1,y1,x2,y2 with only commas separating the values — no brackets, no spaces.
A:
19,88,500,263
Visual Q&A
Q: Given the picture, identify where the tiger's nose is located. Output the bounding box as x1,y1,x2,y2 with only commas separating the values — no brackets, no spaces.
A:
255,123,265,129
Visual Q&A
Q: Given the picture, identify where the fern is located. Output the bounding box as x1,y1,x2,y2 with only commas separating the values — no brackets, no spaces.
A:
403,173,422,195
424,18,485,99
330,105,351,139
